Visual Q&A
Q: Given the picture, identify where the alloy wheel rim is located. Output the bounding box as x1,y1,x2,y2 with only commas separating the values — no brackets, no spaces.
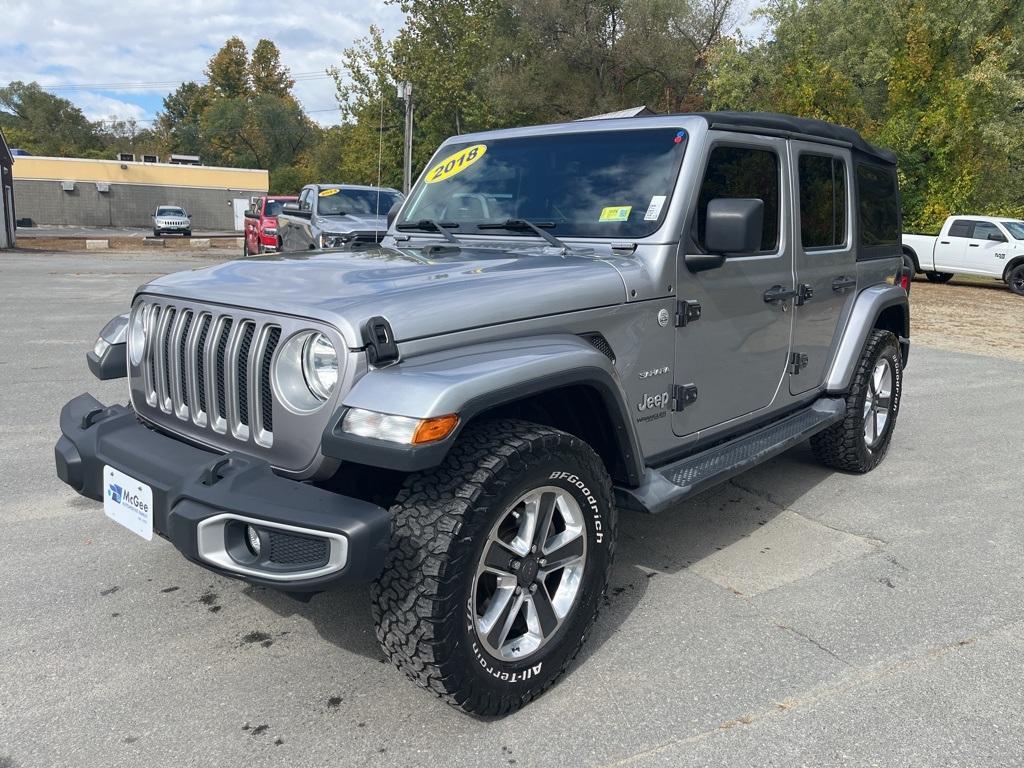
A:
472,486,588,662
863,358,894,448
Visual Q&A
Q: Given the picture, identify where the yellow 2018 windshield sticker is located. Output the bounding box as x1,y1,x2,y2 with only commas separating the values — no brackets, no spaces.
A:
318,188,340,197
599,205,632,222
425,144,487,184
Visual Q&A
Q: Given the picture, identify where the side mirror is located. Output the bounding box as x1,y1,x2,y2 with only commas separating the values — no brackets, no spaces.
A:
685,198,765,273
988,232,1007,242
386,200,402,229
282,202,309,218
187,214,192,219
243,210,258,219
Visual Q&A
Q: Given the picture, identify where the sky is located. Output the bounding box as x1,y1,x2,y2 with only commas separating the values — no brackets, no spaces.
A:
0,0,765,128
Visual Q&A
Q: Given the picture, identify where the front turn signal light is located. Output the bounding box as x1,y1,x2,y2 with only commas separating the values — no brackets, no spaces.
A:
412,414,460,445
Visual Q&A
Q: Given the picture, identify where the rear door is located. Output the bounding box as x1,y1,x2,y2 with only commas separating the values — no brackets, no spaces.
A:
673,134,794,437
789,143,856,395
933,218,972,270
962,220,1008,275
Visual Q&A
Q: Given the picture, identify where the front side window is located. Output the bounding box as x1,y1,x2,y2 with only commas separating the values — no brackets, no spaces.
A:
798,153,847,249
695,145,780,252
401,128,688,238
264,199,287,217
972,221,1004,241
856,163,900,246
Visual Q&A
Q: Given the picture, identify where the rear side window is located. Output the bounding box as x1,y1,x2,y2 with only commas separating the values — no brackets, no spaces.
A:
696,146,780,252
856,163,900,246
947,219,973,238
798,154,847,249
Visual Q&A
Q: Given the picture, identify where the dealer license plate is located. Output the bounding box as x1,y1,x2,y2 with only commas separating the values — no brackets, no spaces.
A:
103,465,154,541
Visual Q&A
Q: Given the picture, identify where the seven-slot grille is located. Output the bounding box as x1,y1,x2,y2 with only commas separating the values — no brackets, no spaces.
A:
139,300,281,447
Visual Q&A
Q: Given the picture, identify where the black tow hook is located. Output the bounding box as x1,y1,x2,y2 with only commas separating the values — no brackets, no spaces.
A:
200,457,234,486
81,407,106,429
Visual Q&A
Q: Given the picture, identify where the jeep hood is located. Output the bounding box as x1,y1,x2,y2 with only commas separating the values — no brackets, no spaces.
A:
140,242,629,344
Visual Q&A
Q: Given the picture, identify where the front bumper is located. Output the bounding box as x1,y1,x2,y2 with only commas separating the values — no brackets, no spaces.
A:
54,393,391,591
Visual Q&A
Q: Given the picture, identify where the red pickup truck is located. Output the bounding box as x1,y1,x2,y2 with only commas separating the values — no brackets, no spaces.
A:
243,195,297,256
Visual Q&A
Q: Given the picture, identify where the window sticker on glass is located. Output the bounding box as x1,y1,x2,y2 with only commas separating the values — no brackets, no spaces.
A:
318,188,340,197
425,144,488,184
599,206,632,222
643,195,667,221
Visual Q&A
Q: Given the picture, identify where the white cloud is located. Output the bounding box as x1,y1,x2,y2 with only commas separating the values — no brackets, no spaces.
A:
0,0,406,125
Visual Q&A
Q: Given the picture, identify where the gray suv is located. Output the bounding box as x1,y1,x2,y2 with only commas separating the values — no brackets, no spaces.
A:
152,206,191,237
56,112,910,716
276,183,402,252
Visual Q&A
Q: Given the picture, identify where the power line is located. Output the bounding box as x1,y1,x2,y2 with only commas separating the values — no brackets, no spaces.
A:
40,71,334,93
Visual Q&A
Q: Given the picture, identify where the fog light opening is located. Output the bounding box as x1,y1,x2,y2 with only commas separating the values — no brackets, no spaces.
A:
245,525,262,557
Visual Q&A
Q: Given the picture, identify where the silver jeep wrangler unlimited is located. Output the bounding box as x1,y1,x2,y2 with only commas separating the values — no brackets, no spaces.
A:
56,112,909,716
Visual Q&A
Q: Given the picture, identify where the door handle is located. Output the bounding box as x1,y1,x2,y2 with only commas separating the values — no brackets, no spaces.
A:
968,243,979,248
832,276,856,291
763,285,796,303
940,240,951,244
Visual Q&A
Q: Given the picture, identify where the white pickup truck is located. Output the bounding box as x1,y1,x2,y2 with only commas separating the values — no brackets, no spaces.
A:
903,216,1024,295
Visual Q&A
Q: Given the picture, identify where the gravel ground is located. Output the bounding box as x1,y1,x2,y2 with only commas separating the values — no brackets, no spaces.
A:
1,250,1021,768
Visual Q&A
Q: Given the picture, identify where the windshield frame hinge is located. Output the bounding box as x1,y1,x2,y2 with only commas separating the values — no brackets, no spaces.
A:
361,316,400,367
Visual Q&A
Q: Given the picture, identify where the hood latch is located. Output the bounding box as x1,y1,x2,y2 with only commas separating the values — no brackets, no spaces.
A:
362,316,400,366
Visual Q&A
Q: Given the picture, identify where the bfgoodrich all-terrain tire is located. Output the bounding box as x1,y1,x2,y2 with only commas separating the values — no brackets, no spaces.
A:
811,329,903,473
371,419,616,716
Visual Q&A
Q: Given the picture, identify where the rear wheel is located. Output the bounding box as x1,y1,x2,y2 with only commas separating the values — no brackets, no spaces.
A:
902,253,917,281
925,271,954,284
1008,264,1024,296
372,419,615,716
811,329,902,473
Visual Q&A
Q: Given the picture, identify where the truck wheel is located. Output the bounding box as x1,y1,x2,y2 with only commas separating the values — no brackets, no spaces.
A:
902,254,916,280
925,271,954,284
810,329,902,473
1008,264,1024,296
372,419,616,716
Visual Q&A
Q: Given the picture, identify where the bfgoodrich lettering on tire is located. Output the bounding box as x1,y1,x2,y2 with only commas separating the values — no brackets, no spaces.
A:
811,329,903,473
371,419,616,716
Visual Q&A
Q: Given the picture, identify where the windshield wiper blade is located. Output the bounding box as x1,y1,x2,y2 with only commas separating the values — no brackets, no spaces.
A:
395,219,461,244
475,219,572,252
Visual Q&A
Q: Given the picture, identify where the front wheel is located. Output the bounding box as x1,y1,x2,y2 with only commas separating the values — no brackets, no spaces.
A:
1008,264,1024,296
925,271,954,284
811,329,903,473
372,419,616,716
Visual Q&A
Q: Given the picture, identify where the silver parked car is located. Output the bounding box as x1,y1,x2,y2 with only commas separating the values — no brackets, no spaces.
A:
276,184,402,252
152,206,192,237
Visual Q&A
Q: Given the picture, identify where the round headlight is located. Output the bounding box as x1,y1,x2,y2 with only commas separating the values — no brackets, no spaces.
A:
128,305,148,365
301,333,338,401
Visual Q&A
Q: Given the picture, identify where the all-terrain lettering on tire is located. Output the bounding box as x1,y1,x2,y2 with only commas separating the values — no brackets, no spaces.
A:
372,419,616,716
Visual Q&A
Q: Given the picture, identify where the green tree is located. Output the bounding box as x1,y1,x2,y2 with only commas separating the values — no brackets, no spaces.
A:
706,0,1024,230
206,37,250,98
0,81,103,156
156,81,210,156
250,39,295,97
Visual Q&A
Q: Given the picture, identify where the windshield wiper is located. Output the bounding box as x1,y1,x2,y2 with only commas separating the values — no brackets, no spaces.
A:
395,219,461,244
475,219,572,253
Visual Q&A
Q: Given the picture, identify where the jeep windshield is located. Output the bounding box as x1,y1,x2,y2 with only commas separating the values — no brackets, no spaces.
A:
400,128,687,239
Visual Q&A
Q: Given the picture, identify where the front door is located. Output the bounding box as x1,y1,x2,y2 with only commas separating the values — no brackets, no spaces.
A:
962,220,1009,275
673,134,794,437
789,143,857,395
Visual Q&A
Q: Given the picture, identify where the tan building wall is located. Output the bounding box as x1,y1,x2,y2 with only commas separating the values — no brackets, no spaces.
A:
12,156,268,230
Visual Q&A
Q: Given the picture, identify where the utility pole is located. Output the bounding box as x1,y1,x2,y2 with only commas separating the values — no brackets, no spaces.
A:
399,81,413,194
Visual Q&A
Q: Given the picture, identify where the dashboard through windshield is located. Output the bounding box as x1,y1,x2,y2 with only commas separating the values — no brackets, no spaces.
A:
400,128,688,239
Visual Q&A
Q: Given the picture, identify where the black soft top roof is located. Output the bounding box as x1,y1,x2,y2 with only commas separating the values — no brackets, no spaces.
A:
688,112,896,165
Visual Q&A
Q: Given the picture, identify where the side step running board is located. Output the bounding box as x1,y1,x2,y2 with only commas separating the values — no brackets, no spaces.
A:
616,398,845,514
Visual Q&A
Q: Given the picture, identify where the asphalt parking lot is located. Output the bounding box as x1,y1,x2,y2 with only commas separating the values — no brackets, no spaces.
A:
2,250,1022,768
